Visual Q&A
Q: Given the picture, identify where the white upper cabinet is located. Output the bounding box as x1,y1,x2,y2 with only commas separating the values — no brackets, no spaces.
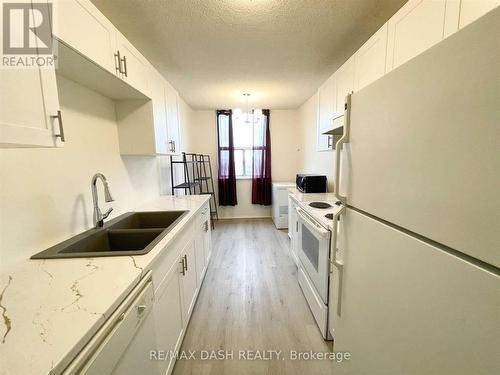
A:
116,68,183,156
318,74,336,134
165,82,182,154
459,0,500,28
385,0,460,72
56,0,150,96
0,66,63,148
151,70,169,155
115,31,149,96
354,24,388,91
55,0,118,75
317,74,335,151
334,55,355,118
0,2,62,148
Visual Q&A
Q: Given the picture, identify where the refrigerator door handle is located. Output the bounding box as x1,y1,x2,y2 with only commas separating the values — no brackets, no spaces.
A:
334,94,351,204
331,205,346,316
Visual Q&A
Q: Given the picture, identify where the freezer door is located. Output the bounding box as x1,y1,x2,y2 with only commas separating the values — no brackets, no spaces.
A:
343,8,500,267
332,208,500,375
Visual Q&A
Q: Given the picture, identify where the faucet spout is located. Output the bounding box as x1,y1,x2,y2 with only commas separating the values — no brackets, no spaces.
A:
91,173,114,228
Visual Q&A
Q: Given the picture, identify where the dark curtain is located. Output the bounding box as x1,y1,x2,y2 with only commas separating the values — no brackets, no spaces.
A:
252,109,272,205
216,110,237,206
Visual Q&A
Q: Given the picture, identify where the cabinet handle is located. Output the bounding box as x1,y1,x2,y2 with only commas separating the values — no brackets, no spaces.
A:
179,258,185,275
327,135,333,149
183,254,188,271
204,221,209,232
121,55,128,77
51,110,65,142
172,140,176,153
114,51,121,74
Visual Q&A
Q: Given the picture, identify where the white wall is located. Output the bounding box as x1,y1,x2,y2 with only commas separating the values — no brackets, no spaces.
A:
298,93,335,192
182,109,301,218
0,76,163,269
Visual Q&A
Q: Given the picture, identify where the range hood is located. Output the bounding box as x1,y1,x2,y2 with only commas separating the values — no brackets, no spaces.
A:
322,114,344,135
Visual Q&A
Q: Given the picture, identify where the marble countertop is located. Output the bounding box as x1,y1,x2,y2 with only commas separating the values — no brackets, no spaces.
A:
0,195,210,375
288,188,341,230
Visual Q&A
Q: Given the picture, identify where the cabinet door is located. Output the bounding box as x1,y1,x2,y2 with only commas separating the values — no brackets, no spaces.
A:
334,56,355,118
203,218,212,264
354,23,388,91
180,239,198,321
116,32,149,95
386,0,460,72
150,70,169,154
153,260,184,375
459,0,500,28
194,229,206,285
165,82,181,154
56,0,117,74
318,74,335,134
0,3,62,148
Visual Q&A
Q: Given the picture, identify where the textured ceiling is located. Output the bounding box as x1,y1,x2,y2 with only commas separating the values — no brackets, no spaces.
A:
91,0,406,109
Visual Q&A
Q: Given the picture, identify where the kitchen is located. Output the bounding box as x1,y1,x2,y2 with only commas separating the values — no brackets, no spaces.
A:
0,0,499,374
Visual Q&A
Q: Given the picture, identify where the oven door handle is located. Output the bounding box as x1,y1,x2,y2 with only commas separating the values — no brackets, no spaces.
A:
296,207,330,237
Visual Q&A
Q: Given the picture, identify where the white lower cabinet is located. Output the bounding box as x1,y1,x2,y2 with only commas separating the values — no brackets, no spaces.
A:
64,206,211,375
179,239,198,321
194,231,206,285
154,260,184,375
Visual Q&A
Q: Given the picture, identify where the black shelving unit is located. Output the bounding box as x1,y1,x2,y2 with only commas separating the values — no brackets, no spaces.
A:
170,153,218,226
196,154,218,223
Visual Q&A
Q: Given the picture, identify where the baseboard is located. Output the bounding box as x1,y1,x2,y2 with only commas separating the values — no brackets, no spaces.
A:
218,215,272,220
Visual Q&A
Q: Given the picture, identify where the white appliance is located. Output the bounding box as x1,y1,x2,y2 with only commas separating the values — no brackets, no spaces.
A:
330,10,499,375
293,199,340,339
63,272,159,375
272,182,295,229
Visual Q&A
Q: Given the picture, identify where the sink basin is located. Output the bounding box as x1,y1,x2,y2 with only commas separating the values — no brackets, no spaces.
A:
31,211,188,259
108,211,186,230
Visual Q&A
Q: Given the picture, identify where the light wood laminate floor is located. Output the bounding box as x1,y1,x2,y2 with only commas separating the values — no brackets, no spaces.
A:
173,219,334,375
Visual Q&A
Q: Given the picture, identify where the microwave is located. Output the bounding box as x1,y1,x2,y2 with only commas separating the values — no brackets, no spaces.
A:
296,174,327,193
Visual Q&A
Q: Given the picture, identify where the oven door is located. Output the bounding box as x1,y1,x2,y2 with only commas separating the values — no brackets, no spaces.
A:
296,207,331,303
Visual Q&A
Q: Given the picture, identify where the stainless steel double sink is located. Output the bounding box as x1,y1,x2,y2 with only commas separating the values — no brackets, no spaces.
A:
31,211,188,259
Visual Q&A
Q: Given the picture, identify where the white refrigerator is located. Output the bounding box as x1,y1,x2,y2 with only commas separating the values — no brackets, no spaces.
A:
329,8,500,375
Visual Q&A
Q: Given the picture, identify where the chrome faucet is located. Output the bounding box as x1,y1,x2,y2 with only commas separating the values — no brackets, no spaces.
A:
91,173,114,228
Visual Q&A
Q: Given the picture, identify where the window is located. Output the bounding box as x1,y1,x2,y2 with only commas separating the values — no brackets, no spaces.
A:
232,113,256,178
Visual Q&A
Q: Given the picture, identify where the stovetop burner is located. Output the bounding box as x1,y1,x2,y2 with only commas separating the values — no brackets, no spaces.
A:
325,213,334,220
309,201,332,209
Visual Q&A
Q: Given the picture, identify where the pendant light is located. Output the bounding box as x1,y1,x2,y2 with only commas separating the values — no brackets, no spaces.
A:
243,93,251,124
